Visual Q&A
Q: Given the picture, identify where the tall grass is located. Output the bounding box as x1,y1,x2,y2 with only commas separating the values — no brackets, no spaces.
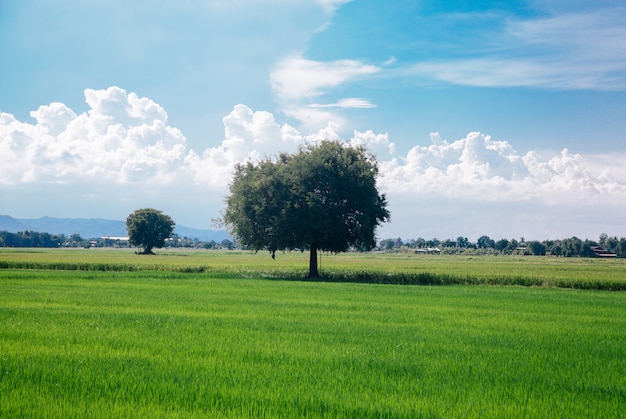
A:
1,270,625,417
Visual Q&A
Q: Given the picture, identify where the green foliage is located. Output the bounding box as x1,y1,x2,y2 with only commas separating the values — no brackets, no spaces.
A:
528,240,546,256
1,270,625,417
0,230,66,248
224,141,389,277
125,208,175,254
381,234,626,258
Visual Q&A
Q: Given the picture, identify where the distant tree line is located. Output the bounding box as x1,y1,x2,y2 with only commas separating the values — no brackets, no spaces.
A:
2,228,624,258
379,233,626,257
0,230,67,248
168,236,235,250
0,230,234,250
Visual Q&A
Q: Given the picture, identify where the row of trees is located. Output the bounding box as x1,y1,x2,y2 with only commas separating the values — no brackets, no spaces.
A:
0,230,67,248
0,230,235,250
6,227,622,258
379,234,626,257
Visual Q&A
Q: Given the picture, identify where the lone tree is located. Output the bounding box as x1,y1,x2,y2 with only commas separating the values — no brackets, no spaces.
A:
223,140,390,277
125,208,175,254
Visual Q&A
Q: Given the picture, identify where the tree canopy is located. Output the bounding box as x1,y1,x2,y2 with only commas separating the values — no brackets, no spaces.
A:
223,140,390,277
125,208,175,254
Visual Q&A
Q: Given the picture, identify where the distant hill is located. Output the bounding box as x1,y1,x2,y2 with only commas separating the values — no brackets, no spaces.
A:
0,215,230,242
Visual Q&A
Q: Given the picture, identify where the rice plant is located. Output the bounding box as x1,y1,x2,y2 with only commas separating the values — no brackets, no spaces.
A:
1,269,625,417
2,248,626,289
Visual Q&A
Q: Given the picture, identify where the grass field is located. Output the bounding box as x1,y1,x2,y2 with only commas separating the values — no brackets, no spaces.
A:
2,247,626,289
1,249,626,417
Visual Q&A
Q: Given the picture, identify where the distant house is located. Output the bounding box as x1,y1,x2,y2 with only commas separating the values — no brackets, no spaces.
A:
514,246,530,255
590,246,616,258
415,247,441,254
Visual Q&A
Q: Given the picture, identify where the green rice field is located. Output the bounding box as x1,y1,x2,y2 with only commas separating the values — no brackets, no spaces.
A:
1,249,625,417
2,247,626,289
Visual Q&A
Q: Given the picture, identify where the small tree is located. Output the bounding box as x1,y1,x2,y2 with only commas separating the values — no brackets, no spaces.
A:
126,208,175,254
477,235,495,249
528,240,546,256
224,140,390,277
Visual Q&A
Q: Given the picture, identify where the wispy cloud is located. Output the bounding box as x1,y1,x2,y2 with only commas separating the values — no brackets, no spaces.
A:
394,8,626,90
314,0,353,14
404,56,622,90
270,56,379,102
270,56,380,128
309,98,377,109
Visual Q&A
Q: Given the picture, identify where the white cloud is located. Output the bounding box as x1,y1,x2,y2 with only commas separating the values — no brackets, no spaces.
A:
4,90,626,203
0,87,336,189
378,132,626,205
271,56,379,102
270,56,380,129
3,87,626,237
310,98,377,109
509,9,626,61
376,132,626,240
349,130,395,158
207,0,351,12
383,56,397,66
0,87,187,185
186,104,307,189
6,87,626,203
29,103,77,136
400,8,626,90
406,59,574,88
314,0,353,13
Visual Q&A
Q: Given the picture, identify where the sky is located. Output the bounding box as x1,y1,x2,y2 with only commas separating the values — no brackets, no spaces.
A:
1,0,625,242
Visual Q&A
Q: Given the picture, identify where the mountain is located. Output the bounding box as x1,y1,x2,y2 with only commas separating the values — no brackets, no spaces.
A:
0,215,28,232
27,216,127,238
0,215,230,242
173,225,230,242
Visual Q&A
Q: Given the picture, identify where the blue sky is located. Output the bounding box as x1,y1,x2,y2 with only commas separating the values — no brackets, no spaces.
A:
1,0,625,241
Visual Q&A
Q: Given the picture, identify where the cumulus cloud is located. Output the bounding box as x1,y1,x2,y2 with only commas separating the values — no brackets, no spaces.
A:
349,130,395,158
374,132,626,240
3,89,626,204
378,132,626,205
0,87,187,185
3,87,626,237
185,104,308,189
0,87,340,190
29,103,77,136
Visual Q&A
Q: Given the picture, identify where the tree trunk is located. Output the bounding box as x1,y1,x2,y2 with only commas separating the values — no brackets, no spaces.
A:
140,245,155,255
308,246,319,278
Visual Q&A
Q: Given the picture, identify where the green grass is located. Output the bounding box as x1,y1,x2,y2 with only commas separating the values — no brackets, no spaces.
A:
1,249,626,417
1,248,626,289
